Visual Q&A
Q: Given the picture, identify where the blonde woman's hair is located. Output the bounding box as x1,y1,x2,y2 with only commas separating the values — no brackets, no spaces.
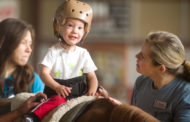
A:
145,31,190,81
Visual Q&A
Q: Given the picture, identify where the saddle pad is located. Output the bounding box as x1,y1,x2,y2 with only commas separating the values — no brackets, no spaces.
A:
11,93,96,122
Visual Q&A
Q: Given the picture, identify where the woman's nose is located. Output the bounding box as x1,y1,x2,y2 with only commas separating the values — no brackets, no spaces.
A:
26,44,32,53
135,53,139,59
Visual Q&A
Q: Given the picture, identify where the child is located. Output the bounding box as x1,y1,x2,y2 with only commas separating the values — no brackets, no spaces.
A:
24,0,98,121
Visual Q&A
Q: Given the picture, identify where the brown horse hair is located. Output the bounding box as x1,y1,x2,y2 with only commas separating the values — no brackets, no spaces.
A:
109,104,160,122
76,98,118,122
77,98,160,122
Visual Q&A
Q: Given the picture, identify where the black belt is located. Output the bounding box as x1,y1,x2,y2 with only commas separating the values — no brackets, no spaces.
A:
44,74,88,99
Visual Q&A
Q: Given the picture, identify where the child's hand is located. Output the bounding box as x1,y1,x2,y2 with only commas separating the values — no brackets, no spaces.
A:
55,85,72,98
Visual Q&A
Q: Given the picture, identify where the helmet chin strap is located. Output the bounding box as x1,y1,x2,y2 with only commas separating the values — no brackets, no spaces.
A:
58,34,84,47
58,34,71,47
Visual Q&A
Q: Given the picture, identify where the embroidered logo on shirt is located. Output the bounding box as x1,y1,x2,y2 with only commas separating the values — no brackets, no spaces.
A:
78,70,83,76
68,63,74,70
153,100,167,110
53,71,61,78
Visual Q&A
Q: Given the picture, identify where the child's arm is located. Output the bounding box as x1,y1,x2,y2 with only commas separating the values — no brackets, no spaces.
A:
86,72,98,96
40,65,72,98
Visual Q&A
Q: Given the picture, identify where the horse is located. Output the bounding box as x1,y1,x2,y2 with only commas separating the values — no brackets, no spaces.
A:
10,93,160,122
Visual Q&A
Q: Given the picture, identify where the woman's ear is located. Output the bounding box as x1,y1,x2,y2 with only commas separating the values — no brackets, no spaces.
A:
159,65,166,73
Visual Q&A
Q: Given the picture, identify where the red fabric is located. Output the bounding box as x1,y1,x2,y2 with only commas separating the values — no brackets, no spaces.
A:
32,95,67,119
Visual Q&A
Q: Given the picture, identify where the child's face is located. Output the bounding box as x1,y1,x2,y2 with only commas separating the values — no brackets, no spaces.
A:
60,18,85,46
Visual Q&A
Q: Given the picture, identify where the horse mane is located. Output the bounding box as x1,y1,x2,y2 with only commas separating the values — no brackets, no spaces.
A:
77,98,160,122
110,104,160,122
77,98,117,122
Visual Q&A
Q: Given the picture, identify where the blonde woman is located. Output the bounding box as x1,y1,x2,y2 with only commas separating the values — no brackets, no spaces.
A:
132,31,190,121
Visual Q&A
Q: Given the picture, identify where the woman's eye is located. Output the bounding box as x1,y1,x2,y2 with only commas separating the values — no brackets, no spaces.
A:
139,53,144,59
78,26,83,30
21,41,26,44
141,55,145,59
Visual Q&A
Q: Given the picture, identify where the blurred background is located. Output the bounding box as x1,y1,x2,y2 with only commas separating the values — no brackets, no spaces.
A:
0,0,190,103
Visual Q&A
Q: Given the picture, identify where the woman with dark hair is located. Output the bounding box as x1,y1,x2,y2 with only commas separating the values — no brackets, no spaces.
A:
0,18,44,112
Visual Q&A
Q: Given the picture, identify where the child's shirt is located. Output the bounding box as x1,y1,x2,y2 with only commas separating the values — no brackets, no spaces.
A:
41,43,97,80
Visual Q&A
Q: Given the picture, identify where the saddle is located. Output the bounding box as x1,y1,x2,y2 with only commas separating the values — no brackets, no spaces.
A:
44,74,88,99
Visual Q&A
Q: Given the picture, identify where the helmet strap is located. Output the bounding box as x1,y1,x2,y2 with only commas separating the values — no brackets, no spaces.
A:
58,34,71,47
57,34,84,47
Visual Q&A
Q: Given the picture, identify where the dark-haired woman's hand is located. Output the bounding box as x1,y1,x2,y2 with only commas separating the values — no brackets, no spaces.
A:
17,92,47,115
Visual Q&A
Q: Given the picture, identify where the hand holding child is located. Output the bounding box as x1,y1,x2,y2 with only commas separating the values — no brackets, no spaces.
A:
95,86,109,98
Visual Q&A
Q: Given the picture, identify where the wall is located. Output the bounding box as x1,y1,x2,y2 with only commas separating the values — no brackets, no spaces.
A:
131,0,190,43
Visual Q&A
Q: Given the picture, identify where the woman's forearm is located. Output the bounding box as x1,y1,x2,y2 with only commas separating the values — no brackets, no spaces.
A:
0,109,22,122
